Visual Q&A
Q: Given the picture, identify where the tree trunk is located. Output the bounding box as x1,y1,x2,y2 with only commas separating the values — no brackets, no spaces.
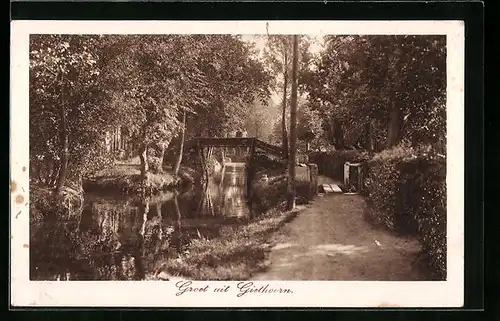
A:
173,111,187,177
49,159,60,187
364,122,372,151
387,102,404,148
172,191,182,251
173,192,181,223
158,143,166,172
158,139,170,171
333,119,345,149
157,203,163,241
282,40,289,159
139,144,149,181
287,35,299,211
54,101,69,197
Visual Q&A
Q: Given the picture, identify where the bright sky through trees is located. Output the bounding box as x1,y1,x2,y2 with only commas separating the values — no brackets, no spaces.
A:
241,34,323,105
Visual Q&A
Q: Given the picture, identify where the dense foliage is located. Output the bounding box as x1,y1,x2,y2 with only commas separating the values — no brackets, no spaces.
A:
262,35,314,153
364,144,446,279
29,35,124,189
29,33,449,281
301,35,446,152
30,35,271,192
244,96,278,142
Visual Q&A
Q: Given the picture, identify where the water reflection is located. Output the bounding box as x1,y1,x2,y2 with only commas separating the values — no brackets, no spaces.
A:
30,163,252,280
221,169,249,218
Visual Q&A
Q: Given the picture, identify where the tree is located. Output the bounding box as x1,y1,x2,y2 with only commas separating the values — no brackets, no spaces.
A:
30,34,272,192
171,35,271,161
114,35,211,180
297,100,323,151
302,35,446,152
190,35,271,138
263,35,293,158
30,35,130,195
244,96,277,142
287,35,299,210
264,35,314,158
173,111,186,177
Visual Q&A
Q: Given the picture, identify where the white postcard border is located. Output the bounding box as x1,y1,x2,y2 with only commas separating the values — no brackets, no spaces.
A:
10,20,464,307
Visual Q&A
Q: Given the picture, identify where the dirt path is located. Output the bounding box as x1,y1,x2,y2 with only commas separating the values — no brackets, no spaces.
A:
254,177,429,281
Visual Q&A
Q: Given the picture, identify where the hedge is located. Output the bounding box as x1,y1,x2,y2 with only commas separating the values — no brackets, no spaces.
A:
364,145,447,280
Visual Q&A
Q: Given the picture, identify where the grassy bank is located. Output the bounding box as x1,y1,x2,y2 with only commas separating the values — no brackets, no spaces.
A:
154,167,312,281
83,158,196,195
155,204,302,280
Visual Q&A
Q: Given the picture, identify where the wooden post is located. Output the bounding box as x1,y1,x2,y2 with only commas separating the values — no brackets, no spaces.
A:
344,162,362,193
308,163,318,201
344,162,349,186
281,38,289,160
200,145,209,181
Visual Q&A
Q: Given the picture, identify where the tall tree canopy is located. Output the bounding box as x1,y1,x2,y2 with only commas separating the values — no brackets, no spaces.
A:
301,35,446,152
263,35,313,156
244,96,277,142
30,35,131,193
186,35,271,139
30,34,272,190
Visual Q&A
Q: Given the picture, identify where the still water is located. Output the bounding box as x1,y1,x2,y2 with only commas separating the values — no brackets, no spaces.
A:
30,163,251,281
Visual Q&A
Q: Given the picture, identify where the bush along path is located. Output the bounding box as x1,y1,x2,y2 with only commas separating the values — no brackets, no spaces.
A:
254,184,432,281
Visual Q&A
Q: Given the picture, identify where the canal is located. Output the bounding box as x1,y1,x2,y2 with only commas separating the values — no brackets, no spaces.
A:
30,163,253,281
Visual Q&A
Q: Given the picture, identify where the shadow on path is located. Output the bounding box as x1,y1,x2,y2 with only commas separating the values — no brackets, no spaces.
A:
253,178,429,281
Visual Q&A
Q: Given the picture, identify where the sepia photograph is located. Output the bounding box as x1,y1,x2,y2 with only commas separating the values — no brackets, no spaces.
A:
10,20,464,307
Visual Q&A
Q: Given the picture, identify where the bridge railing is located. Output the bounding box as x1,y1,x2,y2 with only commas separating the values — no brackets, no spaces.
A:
196,137,255,147
186,137,285,159
254,139,284,158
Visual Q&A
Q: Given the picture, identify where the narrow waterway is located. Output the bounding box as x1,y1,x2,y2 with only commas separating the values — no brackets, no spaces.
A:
30,163,252,281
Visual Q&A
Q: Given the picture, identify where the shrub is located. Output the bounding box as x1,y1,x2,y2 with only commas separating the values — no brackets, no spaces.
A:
251,176,287,213
252,152,284,172
30,184,84,224
30,185,53,224
364,144,446,279
364,147,417,232
410,159,446,279
148,156,163,174
251,174,311,214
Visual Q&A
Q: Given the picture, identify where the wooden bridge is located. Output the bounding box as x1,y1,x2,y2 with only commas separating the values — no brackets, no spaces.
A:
186,137,285,159
186,137,286,199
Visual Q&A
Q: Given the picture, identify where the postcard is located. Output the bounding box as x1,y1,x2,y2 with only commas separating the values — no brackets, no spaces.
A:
10,20,464,307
